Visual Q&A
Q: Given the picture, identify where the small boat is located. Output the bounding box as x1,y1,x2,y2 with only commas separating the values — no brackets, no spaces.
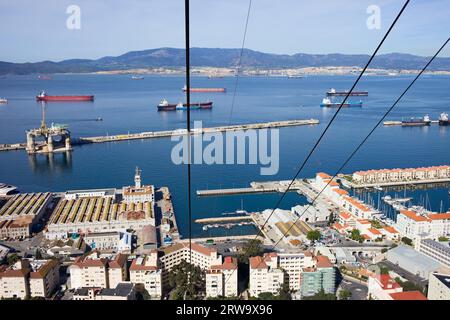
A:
96,117,103,121
374,186,383,191
326,88,368,96
401,115,431,127
0,98,7,104
157,98,213,111
320,97,362,108
38,75,52,80
131,75,144,80
439,112,449,126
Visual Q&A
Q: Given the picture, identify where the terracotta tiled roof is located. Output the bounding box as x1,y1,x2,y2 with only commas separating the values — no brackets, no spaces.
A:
333,188,349,196
317,172,332,179
210,256,237,270
108,254,127,268
316,255,333,268
400,210,430,222
383,226,398,234
428,212,450,220
389,291,427,300
367,228,382,235
376,274,401,290
249,256,267,269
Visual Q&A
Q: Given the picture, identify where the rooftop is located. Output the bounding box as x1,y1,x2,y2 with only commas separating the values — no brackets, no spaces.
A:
389,291,427,300
50,196,153,225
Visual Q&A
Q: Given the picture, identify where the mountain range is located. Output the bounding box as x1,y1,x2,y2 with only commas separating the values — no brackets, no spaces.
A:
1,48,450,75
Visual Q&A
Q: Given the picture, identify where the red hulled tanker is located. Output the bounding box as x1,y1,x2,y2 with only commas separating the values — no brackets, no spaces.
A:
36,91,94,102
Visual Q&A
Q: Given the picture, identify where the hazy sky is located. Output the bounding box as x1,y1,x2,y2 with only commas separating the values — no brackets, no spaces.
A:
0,0,449,62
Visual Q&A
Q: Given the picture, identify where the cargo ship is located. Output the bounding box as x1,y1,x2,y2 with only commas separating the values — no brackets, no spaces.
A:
182,85,226,93
439,112,449,126
157,99,213,111
326,88,368,96
36,91,94,102
320,97,362,108
401,115,431,127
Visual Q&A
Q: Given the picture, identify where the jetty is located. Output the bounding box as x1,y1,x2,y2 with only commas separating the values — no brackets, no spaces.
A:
196,179,303,196
194,216,252,224
0,119,319,152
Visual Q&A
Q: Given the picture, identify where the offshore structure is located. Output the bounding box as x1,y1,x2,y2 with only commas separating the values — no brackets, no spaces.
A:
26,104,72,154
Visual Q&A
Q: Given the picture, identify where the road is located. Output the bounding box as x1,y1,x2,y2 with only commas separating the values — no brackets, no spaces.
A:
338,276,368,300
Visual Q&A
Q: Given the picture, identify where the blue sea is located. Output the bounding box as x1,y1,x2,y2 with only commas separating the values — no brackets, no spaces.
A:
0,74,449,237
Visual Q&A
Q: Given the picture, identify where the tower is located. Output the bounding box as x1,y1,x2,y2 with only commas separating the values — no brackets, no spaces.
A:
134,167,142,188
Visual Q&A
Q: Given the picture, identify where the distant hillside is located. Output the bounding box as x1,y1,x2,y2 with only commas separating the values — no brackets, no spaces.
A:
1,48,450,75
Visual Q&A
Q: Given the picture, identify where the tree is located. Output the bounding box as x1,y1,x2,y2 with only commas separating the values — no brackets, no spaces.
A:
168,260,205,300
328,213,335,226
350,229,364,243
307,230,321,242
238,239,263,263
438,236,449,242
379,265,390,275
7,253,19,266
338,289,352,300
370,220,382,229
401,237,413,246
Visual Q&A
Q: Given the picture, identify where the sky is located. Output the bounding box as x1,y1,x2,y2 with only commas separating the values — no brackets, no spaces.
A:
0,0,449,62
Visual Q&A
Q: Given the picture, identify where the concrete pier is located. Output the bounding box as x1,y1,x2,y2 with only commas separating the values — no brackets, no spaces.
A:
0,118,319,152
194,216,252,224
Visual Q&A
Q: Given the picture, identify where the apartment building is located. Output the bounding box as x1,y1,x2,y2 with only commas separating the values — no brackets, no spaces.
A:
129,251,162,299
299,256,336,298
69,251,127,289
0,258,60,299
29,259,60,298
248,255,284,297
396,210,450,240
416,238,450,268
205,256,238,298
352,165,450,184
0,260,30,299
159,242,222,272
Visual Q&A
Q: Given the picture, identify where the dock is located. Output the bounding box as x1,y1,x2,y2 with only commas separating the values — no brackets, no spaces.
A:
194,216,252,224
0,119,319,152
383,120,439,126
196,179,303,196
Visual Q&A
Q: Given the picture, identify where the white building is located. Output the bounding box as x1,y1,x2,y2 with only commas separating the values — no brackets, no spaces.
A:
249,255,284,297
0,260,30,299
396,210,450,241
129,251,162,299
352,165,450,185
415,238,450,268
84,231,132,253
69,251,127,289
122,167,154,204
29,259,60,298
206,256,238,298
